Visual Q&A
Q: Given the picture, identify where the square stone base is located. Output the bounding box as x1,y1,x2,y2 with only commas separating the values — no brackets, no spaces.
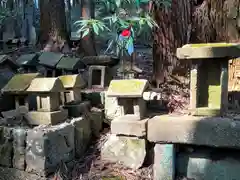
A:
26,110,68,125
64,101,91,118
111,115,148,137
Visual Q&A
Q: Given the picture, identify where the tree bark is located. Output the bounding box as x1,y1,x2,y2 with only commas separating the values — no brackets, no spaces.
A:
80,0,97,56
152,0,193,87
39,0,68,51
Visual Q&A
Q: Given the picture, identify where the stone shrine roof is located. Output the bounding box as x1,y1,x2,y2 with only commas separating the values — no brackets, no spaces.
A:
2,73,39,93
177,43,240,59
26,77,65,92
56,56,86,71
0,55,19,69
16,53,39,67
38,52,64,68
107,79,149,97
58,74,86,89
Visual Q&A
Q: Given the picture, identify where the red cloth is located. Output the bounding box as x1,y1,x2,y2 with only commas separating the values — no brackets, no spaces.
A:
121,29,131,37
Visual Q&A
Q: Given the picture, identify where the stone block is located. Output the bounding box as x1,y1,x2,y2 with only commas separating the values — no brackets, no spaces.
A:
0,126,13,167
101,135,146,169
71,117,92,158
82,89,105,106
177,152,240,180
104,94,122,123
147,115,240,148
12,128,27,170
153,144,175,180
89,107,103,137
26,109,68,125
64,101,91,118
26,122,75,176
111,115,148,137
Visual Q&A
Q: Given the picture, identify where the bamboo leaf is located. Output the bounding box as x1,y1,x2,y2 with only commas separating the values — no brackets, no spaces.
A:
82,29,90,37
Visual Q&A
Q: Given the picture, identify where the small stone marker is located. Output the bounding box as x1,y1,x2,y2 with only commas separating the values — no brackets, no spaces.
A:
106,79,148,119
177,43,240,116
16,53,39,73
26,77,68,125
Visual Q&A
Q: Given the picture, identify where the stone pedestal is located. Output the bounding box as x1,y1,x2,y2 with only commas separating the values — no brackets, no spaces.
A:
154,144,175,180
27,109,68,125
111,115,148,137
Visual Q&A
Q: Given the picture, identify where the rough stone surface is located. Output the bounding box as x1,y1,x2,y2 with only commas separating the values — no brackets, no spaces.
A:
104,94,122,123
177,152,240,180
26,122,75,176
111,115,148,137
101,135,146,169
12,128,27,170
154,144,175,180
71,117,92,158
0,166,45,180
148,115,240,148
0,126,13,167
82,89,105,106
64,101,91,118
89,107,103,137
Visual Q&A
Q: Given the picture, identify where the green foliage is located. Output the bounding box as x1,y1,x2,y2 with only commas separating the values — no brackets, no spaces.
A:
75,0,171,55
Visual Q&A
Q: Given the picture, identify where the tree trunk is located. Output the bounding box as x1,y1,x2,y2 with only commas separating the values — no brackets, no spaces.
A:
39,0,68,51
80,0,97,56
152,0,193,87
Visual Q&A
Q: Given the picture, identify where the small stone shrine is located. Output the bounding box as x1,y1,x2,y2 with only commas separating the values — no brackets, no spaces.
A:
177,43,240,116
56,56,86,75
0,54,19,72
38,52,64,77
26,77,68,125
59,74,85,104
1,73,40,110
16,53,40,73
106,79,148,119
59,74,87,117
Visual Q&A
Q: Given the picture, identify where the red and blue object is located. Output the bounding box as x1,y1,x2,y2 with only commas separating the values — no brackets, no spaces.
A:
119,27,134,56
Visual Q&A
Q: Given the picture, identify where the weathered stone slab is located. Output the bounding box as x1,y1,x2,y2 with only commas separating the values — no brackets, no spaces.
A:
26,109,68,125
154,144,175,180
111,115,148,137
71,117,92,158
148,115,240,148
101,135,146,169
26,123,75,176
0,126,13,167
177,152,240,180
107,79,148,97
176,43,240,59
89,107,103,137
12,128,27,170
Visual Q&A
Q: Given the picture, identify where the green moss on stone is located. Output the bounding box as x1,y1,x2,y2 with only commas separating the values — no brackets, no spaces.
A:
2,73,39,93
